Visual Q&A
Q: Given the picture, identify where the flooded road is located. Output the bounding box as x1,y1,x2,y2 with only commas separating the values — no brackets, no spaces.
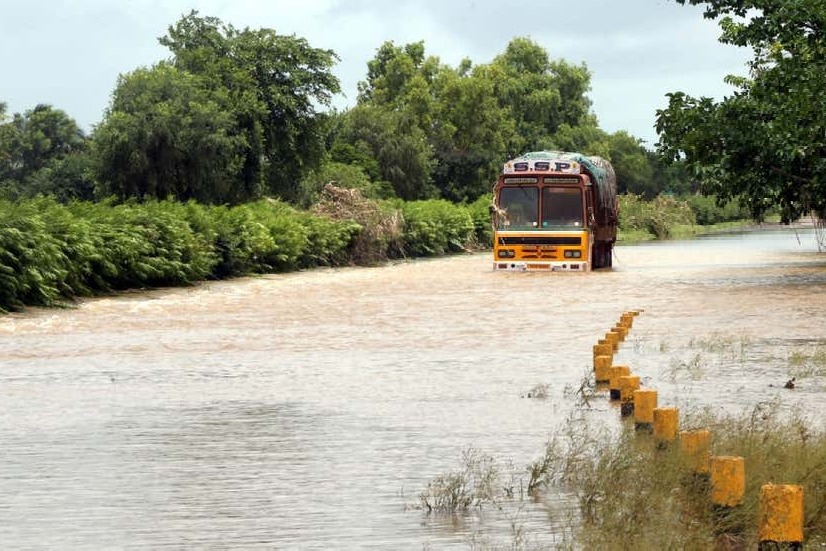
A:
2,228,825,548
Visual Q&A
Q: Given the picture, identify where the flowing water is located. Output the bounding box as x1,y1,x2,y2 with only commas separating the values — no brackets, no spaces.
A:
2,228,825,549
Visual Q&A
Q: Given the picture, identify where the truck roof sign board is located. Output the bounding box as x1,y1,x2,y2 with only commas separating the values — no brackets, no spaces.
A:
503,154,582,175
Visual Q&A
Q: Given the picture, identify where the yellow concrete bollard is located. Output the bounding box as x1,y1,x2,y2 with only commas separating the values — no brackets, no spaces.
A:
680,429,711,475
759,484,803,547
653,406,679,447
633,389,657,431
606,330,621,351
618,375,640,416
612,324,629,340
608,364,631,400
594,355,612,383
710,456,745,508
593,343,613,362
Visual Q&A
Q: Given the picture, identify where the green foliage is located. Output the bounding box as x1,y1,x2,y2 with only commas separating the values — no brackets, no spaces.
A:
400,199,475,256
430,64,513,202
490,37,592,152
659,0,826,221
22,152,97,202
0,104,91,202
349,37,626,204
467,194,494,247
0,198,72,310
92,63,252,204
160,11,340,203
0,193,480,312
619,194,696,239
607,131,655,197
679,194,749,225
333,104,436,201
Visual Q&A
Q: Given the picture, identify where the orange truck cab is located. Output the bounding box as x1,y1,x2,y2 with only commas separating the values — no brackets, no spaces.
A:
491,151,618,271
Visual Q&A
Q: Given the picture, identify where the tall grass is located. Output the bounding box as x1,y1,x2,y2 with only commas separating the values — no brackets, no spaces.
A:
418,403,826,547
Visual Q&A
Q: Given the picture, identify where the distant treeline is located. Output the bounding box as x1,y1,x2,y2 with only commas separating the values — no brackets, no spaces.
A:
1,12,703,209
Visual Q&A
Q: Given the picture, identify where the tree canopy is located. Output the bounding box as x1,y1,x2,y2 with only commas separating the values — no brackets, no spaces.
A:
5,16,683,206
93,11,340,204
656,0,826,221
0,104,93,201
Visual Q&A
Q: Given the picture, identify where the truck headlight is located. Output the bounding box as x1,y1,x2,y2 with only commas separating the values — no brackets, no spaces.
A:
498,249,515,258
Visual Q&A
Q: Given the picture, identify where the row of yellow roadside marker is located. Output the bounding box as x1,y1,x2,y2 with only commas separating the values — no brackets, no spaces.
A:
593,310,804,547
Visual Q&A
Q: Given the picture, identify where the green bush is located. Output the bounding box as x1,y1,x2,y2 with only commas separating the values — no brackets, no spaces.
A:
679,194,749,225
0,198,71,310
619,194,695,239
467,194,494,247
0,193,480,313
401,199,475,256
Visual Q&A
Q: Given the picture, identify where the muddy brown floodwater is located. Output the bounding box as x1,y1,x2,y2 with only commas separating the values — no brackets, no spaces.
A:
1,228,826,548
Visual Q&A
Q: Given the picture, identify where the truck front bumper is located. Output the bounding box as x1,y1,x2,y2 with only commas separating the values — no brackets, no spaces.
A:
492,260,589,272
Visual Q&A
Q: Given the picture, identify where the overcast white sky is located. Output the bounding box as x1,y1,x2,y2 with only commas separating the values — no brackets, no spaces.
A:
1,0,752,147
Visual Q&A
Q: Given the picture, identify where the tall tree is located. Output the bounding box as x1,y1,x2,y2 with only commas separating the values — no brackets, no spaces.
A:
657,0,826,221
430,63,514,201
160,11,341,202
92,64,250,203
1,104,85,181
490,37,593,154
0,104,93,201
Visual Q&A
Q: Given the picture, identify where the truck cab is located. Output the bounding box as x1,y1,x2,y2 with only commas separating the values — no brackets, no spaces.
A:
492,152,617,271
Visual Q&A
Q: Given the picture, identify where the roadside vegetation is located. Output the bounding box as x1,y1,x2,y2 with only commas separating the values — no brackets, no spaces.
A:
416,401,826,548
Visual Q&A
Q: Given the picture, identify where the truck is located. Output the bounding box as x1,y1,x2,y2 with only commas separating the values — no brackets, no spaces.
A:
490,150,618,271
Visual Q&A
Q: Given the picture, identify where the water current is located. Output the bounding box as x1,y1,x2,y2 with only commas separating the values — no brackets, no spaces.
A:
1,228,825,548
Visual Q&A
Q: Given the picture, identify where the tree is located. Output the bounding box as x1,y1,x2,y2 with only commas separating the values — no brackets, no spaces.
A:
160,11,341,203
335,104,436,201
92,64,251,203
0,104,85,181
657,0,826,221
0,104,92,201
490,38,593,154
607,131,655,197
429,64,514,202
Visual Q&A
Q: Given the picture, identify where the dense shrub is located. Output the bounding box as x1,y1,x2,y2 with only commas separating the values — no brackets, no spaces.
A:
619,194,696,239
0,193,480,312
466,194,494,248
679,194,750,225
400,199,476,256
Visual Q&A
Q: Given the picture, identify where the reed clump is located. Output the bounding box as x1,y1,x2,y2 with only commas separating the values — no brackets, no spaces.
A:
559,403,826,547
419,404,826,546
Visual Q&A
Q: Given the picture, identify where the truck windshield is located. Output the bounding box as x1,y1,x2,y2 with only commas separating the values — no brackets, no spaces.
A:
541,187,584,228
498,186,538,230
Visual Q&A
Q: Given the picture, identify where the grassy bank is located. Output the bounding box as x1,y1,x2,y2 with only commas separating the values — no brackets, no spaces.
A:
618,194,753,243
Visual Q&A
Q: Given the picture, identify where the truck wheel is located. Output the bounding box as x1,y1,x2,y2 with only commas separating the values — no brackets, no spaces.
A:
592,244,604,269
